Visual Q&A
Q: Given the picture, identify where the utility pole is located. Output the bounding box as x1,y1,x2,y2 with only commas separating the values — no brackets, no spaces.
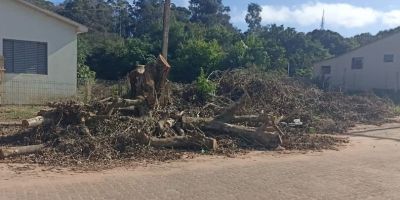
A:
162,0,171,60
320,9,325,30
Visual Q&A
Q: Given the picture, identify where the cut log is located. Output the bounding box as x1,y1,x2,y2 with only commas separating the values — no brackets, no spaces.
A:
22,116,52,128
204,121,281,148
230,115,262,123
0,144,45,159
123,98,145,106
181,117,213,127
149,136,217,150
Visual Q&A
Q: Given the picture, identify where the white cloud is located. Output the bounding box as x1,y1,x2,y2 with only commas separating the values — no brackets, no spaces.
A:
382,10,400,27
262,6,291,23
232,1,400,29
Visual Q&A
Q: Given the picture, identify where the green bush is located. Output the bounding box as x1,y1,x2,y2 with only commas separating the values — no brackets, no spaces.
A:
172,39,225,83
196,68,217,101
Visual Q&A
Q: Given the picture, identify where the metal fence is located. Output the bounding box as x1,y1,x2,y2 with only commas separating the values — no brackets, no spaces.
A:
0,79,77,105
0,78,130,106
78,79,130,103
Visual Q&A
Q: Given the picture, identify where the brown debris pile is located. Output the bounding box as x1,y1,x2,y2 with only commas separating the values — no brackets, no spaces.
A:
215,69,394,133
0,68,394,168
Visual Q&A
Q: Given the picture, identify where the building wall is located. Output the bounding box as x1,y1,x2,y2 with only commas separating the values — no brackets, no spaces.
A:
313,33,400,91
0,0,77,104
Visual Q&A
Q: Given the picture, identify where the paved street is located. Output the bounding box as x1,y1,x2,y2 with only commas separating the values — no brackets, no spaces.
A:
1,128,400,200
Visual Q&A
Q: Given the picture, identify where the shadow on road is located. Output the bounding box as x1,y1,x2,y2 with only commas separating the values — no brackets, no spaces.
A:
350,133,400,142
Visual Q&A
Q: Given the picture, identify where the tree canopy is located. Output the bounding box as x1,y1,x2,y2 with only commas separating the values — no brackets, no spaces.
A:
27,0,400,82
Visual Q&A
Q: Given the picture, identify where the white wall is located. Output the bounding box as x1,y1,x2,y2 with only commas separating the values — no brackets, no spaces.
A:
0,0,78,104
314,33,400,91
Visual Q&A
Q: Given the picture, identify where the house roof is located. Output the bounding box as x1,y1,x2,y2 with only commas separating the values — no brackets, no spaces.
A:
315,31,400,65
15,0,88,33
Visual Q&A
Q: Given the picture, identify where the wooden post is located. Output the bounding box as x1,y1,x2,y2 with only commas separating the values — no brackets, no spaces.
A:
162,0,171,59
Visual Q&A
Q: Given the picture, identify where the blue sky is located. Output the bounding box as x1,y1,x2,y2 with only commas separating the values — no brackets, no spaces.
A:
50,0,400,37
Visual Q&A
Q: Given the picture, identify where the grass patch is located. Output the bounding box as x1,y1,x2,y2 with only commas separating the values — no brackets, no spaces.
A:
394,105,400,116
0,106,44,122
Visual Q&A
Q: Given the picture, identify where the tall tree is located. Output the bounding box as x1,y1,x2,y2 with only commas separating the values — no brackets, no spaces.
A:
245,3,262,32
189,0,231,27
308,30,356,56
59,0,115,34
25,0,55,10
109,0,135,38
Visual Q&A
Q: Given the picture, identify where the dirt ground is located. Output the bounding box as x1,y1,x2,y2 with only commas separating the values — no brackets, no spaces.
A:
0,106,43,122
0,125,400,200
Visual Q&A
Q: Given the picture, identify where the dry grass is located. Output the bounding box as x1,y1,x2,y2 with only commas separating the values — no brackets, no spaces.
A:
0,106,45,122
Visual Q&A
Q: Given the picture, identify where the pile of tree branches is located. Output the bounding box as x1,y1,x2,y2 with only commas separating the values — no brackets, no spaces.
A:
1,67,393,169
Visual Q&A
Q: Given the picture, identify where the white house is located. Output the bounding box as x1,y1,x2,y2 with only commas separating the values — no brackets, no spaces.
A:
0,0,87,105
313,32,400,91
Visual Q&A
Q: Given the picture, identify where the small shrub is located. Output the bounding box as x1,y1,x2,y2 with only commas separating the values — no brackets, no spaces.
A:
196,68,217,101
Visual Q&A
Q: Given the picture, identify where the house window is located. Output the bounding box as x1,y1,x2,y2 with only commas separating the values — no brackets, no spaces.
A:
352,57,363,69
3,39,48,75
321,65,331,74
384,54,394,63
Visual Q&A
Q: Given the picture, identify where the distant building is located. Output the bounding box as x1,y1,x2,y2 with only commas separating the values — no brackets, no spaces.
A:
0,0,87,104
313,32,400,91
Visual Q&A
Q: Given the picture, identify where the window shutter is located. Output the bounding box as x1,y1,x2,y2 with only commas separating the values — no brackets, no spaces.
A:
2,39,48,75
13,40,29,73
3,40,14,73
23,40,39,74
36,42,48,75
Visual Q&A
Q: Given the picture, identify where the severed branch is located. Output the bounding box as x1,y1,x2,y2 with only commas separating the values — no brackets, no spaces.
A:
179,94,284,148
214,94,249,123
22,116,52,128
203,121,281,148
0,144,45,159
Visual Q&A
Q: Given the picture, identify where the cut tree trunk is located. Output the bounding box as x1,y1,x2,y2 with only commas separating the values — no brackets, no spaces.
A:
22,116,52,128
106,97,146,116
181,116,281,148
0,144,45,159
128,55,171,109
149,136,218,150
204,121,281,148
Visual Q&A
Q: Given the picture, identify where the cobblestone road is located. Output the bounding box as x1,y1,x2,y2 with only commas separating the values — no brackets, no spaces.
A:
1,128,400,200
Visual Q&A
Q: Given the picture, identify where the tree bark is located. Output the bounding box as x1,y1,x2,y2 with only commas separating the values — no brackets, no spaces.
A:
204,121,281,148
181,116,282,148
22,116,51,128
0,144,45,159
128,55,171,108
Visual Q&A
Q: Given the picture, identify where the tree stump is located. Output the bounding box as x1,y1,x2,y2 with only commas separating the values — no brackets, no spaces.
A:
128,55,171,109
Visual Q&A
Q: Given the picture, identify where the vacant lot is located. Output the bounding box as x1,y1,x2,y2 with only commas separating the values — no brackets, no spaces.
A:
0,106,44,122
